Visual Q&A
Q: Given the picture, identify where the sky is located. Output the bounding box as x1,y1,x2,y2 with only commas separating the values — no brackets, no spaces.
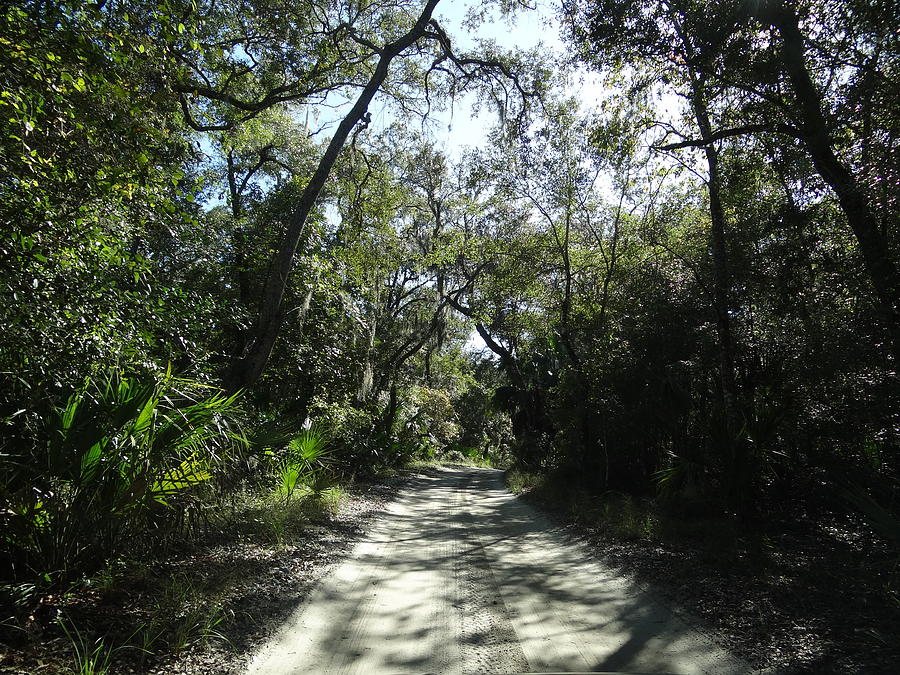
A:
356,0,608,159
430,0,561,155
204,0,608,185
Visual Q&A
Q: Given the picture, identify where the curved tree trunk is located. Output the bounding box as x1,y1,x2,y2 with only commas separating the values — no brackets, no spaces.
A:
223,0,444,392
758,1,900,363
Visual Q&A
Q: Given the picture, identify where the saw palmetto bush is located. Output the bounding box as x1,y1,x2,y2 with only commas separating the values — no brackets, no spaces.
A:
274,425,333,501
0,367,245,581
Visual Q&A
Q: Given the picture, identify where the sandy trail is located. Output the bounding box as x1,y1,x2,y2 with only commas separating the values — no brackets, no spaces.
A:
246,466,748,674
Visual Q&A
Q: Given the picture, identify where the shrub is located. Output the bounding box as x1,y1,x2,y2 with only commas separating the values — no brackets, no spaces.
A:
0,367,245,581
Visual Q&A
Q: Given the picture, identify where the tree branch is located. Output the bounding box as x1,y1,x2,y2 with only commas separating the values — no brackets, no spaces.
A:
653,122,798,150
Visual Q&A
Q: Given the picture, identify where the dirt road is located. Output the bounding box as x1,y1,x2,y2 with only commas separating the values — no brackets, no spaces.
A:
246,466,748,674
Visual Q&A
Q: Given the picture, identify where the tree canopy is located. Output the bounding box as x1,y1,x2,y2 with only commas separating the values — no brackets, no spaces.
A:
1,0,897,592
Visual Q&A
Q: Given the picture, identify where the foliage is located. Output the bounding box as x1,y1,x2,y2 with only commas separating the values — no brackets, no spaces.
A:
58,616,117,675
0,369,245,580
274,425,333,501
0,1,206,397
0,0,897,642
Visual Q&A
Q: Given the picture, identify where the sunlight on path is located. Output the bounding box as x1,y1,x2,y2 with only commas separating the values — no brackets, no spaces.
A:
245,467,748,674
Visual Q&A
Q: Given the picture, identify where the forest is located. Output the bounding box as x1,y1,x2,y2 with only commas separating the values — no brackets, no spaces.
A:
1,0,898,672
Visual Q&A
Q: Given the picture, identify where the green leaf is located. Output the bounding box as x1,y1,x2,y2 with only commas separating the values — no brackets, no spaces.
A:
79,442,104,482
132,393,157,433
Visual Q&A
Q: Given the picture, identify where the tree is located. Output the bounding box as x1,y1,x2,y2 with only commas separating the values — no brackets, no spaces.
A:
565,0,900,363
745,0,900,363
0,1,204,395
223,0,538,391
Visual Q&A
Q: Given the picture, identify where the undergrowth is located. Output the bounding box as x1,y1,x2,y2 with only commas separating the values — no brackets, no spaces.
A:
1,479,351,674
505,467,738,552
404,455,494,471
505,467,900,672
404,445,499,471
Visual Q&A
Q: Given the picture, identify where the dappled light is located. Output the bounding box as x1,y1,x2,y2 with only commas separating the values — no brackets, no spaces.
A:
248,467,744,674
2,0,897,672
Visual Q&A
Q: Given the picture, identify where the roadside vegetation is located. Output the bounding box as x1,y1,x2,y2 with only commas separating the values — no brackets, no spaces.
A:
507,468,900,671
2,0,897,673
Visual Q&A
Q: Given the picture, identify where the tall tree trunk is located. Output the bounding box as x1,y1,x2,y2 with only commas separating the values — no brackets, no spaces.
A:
223,0,444,392
358,318,377,403
378,382,400,438
688,73,741,423
688,70,756,516
557,210,580,366
597,187,622,332
758,1,900,363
